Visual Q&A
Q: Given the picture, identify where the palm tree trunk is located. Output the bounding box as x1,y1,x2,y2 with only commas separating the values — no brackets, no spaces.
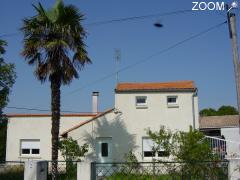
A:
51,74,61,180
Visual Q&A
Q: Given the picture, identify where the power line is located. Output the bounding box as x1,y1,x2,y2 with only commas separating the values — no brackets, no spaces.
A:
86,10,192,26
6,106,93,114
0,33,20,38
64,21,227,96
0,9,192,38
5,21,227,112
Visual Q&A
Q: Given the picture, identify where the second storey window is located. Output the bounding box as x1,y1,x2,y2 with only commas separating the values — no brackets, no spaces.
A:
20,139,40,156
167,96,178,107
136,96,147,108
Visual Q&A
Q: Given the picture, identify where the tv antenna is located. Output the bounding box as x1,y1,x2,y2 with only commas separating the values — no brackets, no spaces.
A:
115,49,121,84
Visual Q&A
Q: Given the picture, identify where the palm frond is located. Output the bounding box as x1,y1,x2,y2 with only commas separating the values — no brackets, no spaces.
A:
21,1,90,83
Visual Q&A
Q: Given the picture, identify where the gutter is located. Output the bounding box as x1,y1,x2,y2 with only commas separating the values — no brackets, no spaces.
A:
192,89,198,129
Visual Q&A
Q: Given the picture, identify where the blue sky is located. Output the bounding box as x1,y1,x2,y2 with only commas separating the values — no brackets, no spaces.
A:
1,0,240,113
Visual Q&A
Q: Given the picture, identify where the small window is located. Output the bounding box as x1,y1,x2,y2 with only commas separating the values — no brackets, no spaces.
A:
101,143,108,157
20,140,40,156
32,149,40,154
167,96,178,107
22,149,30,154
144,151,155,157
158,151,170,157
136,96,147,108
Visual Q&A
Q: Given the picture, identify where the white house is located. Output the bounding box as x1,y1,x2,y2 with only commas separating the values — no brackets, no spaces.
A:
6,80,199,162
6,92,100,161
61,80,199,162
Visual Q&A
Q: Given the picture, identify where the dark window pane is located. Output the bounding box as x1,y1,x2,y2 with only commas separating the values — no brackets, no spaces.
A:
144,151,154,157
202,130,221,137
32,149,40,154
22,149,30,154
101,143,108,157
168,97,176,103
158,151,170,157
137,98,146,104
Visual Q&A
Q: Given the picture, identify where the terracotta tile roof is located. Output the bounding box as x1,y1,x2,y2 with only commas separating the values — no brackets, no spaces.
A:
199,115,239,129
115,81,196,92
7,113,96,118
60,108,114,137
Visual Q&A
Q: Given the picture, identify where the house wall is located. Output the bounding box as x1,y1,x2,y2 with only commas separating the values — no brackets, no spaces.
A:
69,112,131,162
6,116,92,161
221,127,240,157
69,91,199,162
115,91,198,131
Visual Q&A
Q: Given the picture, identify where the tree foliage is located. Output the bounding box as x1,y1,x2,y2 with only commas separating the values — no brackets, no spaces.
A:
146,126,172,155
0,39,16,161
59,137,88,179
0,40,16,109
59,137,88,161
200,105,238,116
147,126,226,179
171,126,217,162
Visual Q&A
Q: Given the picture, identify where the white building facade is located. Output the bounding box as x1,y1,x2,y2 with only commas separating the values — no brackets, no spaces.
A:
6,80,199,162
6,114,96,161
63,81,199,162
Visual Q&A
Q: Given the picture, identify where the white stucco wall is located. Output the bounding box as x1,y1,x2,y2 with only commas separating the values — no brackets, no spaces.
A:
6,115,93,161
115,91,198,131
69,112,130,162
68,91,199,162
221,127,240,157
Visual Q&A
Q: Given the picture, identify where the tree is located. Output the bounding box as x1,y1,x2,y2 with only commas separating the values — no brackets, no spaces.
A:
200,105,238,116
199,108,217,116
172,127,225,179
217,105,238,115
59,137,88,162
21,1,91,178
147,126,226,179
0,40,16,110
59,138,88,178
0,39,16,161
146,126,172,158
172,126,217,162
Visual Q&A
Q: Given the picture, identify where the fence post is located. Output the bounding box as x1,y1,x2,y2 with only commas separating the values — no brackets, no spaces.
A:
227,158,240,180
77,161,91,180
24,160,48,180
91,162,96,180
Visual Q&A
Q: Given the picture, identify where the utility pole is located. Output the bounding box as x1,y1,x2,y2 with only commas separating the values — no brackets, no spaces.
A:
227,11,240,134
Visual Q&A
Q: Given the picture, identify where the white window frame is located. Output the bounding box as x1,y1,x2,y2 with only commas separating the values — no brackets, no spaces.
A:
20,139,40,157
136,96,147,108
142,137,169,160
167,96,179,108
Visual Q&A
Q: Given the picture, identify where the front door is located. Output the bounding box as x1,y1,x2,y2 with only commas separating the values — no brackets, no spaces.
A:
96,137,112,162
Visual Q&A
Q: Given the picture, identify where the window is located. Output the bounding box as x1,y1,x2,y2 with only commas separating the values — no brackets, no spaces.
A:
136,96,147,108
20,140,40,156
167,96,178,107
101,143,108,157
142,138,169,158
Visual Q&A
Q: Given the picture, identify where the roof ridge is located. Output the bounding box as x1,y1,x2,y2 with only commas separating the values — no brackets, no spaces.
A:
60,108,114,136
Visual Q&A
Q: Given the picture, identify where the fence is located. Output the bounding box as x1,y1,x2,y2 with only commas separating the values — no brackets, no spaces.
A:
91,161,228,180
0,161,24,180
205,135,240,160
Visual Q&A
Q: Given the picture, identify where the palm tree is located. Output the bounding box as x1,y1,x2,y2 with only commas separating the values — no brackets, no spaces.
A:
21,1,91,179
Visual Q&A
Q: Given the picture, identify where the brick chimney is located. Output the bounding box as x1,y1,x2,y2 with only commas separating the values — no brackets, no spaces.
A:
92,92,99,114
